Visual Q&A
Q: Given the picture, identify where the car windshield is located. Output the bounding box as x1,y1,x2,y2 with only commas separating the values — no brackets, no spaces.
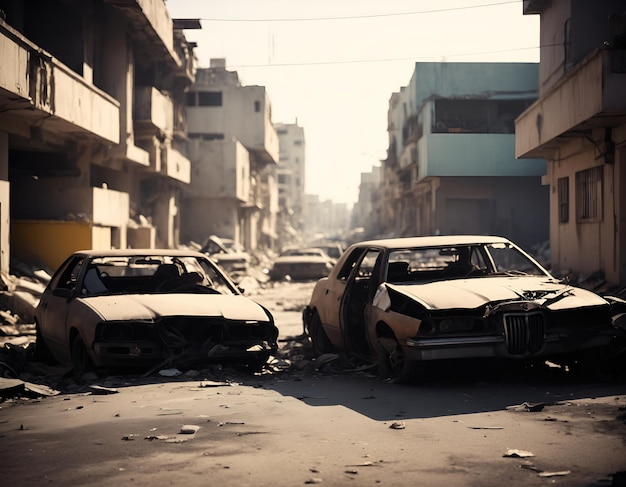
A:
80,255,238,296
385,242,547,282
281,249,326,257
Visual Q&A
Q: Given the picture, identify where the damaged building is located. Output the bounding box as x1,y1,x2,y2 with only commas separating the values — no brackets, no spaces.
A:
181,59,279,253
374,62,548,250
516,0,626,286
0,0,198,274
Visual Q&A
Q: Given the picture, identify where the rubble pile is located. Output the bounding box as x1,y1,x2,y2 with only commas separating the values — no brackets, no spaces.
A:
0,260,51,350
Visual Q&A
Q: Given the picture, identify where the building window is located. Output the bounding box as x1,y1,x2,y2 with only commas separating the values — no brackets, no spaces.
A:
294,140,302,146
557,177,569,223
254,100,261,112
186,92,196,106
198,91,222,106
576,166,603,222
433,99,532,134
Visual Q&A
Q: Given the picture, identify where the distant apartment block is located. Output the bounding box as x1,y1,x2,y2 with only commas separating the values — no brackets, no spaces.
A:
275,122,306,244
182,59,279,252
379,62,547,249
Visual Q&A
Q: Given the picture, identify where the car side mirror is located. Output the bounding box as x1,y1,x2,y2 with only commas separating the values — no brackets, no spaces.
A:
52,288,73,299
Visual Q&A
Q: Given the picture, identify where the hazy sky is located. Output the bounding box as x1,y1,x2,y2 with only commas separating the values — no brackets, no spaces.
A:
165,0,540,207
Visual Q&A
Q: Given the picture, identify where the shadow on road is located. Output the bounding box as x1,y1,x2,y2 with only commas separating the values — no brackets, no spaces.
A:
254,356,626,422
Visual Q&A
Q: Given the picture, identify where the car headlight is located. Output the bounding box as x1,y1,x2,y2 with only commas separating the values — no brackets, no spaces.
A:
439,318,476,333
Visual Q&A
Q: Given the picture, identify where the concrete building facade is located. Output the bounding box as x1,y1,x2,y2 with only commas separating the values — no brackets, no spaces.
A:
304,194,350,244
0,0,196,272
181,59,279,252
516,0,626,285
379,62,548,250
352,166,382,237
275,122,306,247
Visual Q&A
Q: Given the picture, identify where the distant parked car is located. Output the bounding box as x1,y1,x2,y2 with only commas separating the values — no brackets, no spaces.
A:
313,242,344,261
303,235,626,383
201,235,251,274
269,248,335,281
34,249,278,379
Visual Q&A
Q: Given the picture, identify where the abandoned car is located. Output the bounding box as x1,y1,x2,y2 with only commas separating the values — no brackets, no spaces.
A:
269,247,335,281
303,235,625,383
200,235,251,274
34,249,279,378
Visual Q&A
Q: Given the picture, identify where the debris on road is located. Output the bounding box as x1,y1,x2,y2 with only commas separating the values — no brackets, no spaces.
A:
538,470,571,477
179,424,200,434
506,401,563,412
0,376,59,397
503,449,535,458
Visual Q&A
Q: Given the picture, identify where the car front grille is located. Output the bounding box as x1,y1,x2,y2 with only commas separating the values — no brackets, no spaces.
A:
503,312,545,355
157,317,276,351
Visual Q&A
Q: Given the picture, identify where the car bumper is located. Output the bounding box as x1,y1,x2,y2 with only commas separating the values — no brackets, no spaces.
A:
92,339,277,368
403,330,614,361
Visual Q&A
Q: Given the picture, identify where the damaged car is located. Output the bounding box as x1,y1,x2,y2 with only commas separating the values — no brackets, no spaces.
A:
34,249,278,378
200,235,251,274
269,247,335,281
303,235,626,383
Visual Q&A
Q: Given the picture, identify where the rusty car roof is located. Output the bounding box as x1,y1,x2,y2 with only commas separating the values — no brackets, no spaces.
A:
71,248,208,258
352,235,512,249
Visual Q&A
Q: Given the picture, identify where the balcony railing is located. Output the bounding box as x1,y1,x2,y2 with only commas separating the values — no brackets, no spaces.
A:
516,48,626,159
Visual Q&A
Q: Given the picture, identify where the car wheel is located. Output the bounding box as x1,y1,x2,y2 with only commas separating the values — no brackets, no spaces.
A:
71,334,96,382
309,312,335,355
569,346,616,382
376,338,422,384
33,322,57,365
246,353,271,373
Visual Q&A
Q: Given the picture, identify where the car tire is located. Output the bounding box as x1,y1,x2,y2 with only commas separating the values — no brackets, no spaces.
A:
569,346,616,382
71,334,96,382
309,312,335,355
33,322,57,365
376,338,422,384
246,353,271,373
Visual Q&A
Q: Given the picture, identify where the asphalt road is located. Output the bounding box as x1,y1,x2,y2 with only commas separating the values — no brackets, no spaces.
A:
1,281,625,487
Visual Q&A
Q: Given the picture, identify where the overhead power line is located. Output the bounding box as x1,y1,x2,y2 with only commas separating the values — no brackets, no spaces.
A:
198,1,520,22
223,44,546,69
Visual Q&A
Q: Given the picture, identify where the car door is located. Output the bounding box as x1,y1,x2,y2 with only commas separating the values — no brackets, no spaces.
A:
339,248,383,356
38,256,84,360
316,248,366,347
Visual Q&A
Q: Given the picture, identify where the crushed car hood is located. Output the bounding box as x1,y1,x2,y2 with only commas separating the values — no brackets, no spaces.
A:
387,276,608,311
79,294,270,322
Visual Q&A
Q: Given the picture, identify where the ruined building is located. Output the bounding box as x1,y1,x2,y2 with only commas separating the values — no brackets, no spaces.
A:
0,0,197,272
516,0,626,286
378,61,548,250
181,59,279,253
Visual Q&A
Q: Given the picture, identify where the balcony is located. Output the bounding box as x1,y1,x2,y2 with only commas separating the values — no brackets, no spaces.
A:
516,48,626,159
420,133,545,179
91,186,130,226
104,0,179,70
162,146,191,184
399,141,417,170
0,21,120,144
134,86,174,136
